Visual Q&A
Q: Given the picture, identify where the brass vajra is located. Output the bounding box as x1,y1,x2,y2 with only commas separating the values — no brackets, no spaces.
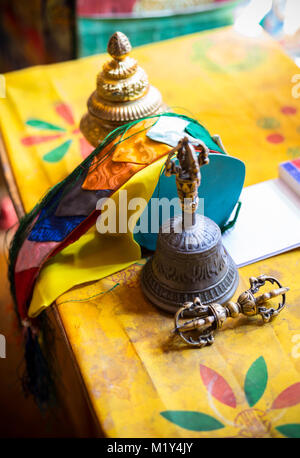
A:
173,275,289,347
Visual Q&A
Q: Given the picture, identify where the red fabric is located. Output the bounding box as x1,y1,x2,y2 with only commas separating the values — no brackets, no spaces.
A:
15,268,39,320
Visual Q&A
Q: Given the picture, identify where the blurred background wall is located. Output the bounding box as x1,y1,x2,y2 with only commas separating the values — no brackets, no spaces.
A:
0,0,77,72
1,0,300,74
76,0,242,57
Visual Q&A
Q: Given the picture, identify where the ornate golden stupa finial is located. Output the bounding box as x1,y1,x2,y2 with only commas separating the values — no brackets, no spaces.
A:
80,31,165,147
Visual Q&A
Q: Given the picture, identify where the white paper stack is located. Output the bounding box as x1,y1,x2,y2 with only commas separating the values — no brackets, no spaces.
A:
222,177,300,267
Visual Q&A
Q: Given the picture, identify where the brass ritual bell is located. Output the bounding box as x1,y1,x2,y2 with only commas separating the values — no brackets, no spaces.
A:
80,31,165,147
141,137,239,314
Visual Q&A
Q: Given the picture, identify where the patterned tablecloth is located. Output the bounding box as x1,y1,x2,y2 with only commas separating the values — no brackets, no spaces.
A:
1,26,300,437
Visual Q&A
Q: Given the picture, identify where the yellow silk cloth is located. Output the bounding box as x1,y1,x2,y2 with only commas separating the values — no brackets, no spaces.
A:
57,256,300,438
1,26,300,437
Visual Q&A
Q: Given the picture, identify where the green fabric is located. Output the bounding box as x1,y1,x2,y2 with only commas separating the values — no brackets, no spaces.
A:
185,121,224,153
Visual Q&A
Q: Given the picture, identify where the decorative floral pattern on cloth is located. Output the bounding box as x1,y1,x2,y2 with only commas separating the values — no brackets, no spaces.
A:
56,256,300,438
21,103,93,163
162,357,300,437
256,105,299,151
191,35,267,73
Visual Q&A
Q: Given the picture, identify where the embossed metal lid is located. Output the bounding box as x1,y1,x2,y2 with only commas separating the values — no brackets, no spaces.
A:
80,31,164,146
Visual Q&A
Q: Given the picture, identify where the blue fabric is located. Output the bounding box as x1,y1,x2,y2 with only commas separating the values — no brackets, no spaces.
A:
134,153,245,251
28,190,86,243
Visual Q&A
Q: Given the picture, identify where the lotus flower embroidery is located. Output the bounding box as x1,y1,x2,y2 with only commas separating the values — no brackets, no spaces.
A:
161,356,300,438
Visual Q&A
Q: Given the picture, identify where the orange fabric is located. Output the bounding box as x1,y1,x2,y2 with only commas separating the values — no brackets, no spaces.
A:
112,119,170,164
82,119,171,190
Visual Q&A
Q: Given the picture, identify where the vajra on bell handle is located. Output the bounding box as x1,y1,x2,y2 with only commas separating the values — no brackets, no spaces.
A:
173,275,289,347
164,136,209,227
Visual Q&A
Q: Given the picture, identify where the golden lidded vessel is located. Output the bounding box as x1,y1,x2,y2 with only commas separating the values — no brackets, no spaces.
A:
80,31,164,146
